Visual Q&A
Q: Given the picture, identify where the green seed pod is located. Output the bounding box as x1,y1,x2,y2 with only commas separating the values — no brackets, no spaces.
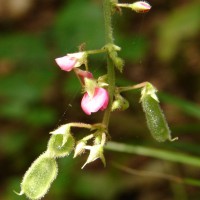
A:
20,152,58,200
141,83,177,142
47,134,75,158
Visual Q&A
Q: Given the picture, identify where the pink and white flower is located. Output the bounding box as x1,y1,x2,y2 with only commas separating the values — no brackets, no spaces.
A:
55,52,86,72
81,87,109,115
130,1,151,13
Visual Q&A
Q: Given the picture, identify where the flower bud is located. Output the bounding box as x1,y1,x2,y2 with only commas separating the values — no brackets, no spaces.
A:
130,1,151,13
67,52,87,68
74,68,93,84
94,134,102,145
55,52,87,71
141,83,177,142
47,134,75,158
74,140,87,158
20,152,58,200
55,56,77,72
98,74,108,85
112,94,129,111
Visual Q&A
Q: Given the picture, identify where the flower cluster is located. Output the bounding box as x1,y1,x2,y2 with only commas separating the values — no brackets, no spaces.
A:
55,52,109,115
18,2,177,200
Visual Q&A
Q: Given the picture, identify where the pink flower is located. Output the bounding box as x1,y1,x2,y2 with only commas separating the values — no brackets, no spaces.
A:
55,56,77,71
55,52,86,72
81,87,109,115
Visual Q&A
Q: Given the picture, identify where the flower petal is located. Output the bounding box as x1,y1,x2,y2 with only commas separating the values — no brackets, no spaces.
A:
81,88,109,115
75,68,93,84
55,56,77,71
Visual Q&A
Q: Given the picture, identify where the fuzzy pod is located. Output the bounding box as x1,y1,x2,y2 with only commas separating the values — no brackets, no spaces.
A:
47,134,75,158
141,95,172,142
20,153,58,200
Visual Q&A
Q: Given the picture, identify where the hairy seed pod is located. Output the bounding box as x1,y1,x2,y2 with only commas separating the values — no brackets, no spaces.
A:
141,95,172,142
47,134,75,158
21,152,58,200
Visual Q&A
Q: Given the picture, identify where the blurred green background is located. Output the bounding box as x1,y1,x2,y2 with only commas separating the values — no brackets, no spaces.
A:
0,0,200,199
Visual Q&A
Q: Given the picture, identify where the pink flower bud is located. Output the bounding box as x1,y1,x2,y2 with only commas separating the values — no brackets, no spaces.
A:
75,68,93,84
55,52,86,71
130,1,151,13
55,56,77,71
81,87,109,115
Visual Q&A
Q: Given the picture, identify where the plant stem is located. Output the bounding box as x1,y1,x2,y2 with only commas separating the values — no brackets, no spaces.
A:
69,122,93,129
102,0,115,128
118,82,148,93
105,141,200,168
86,48,107,55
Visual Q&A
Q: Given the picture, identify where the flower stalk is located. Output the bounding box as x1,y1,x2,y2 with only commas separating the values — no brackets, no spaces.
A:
102,0,116,128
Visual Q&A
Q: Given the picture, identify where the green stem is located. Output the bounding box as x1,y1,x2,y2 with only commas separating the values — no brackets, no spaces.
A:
86,48,107,55
103,0,114,44
105,141,200,168
102,0,115,128
118,82,148,93
68,122,92,129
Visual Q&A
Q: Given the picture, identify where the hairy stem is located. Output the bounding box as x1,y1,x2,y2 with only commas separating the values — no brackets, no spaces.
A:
102,0,115,128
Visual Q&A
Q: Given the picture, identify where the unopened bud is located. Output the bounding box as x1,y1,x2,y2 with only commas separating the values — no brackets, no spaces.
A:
74,68,93,84
55,52,87,72
67,52,87,68
74,140,87,158
112,94,129,111
130,1,151,13
98,74,108,83
117,1,151,13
